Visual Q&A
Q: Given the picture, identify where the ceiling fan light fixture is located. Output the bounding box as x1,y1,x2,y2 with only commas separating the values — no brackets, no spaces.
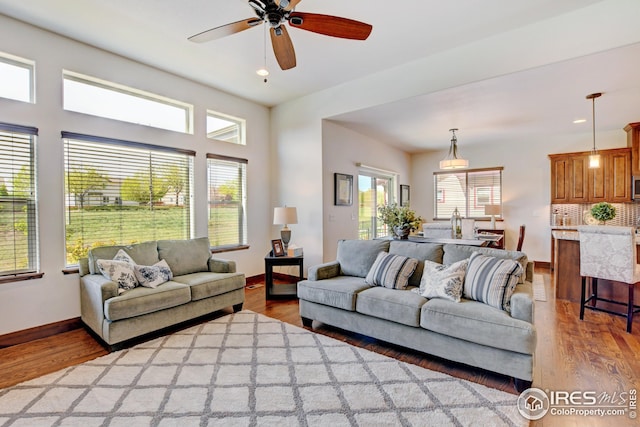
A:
586,92,602,169
256,68,269,77
439,128,469,170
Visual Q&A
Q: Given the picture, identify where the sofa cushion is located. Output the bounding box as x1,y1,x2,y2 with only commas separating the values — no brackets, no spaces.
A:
104,281,191,322
336,239,390,278
463,252,523,312
96,250,139,294
420,298,536,354
157,237,211,276
417,259,468,303
443,244,528,284
356,287,427,327
89,241,159,275
389,241,444,287
297,276,371,311
364,252,418,290
172,272,245,301
134,259,173,289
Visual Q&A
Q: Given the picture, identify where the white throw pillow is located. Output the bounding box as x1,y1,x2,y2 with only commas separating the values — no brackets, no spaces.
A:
365,252,418,290
463,252,524,312
134,259,174,288
418,259,468,302
97,249,138,294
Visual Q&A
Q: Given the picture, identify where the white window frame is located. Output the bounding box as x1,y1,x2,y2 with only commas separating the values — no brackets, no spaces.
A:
63,71,194,134
433,167,503,220
0,52,35,103
207,154,248,250
206,110,246,145
0,122,40,282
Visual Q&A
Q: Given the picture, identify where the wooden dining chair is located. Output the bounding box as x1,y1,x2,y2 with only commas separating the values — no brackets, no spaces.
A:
577,225,640,333
516,225,526,251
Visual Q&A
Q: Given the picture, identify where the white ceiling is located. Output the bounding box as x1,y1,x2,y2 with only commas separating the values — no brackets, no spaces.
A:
1,0,639,152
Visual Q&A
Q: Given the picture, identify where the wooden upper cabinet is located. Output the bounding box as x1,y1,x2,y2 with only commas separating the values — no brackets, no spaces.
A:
549,147,631,203
626,122,640,175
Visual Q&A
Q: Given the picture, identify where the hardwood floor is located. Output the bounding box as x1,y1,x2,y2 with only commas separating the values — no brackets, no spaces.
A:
1,271,638,426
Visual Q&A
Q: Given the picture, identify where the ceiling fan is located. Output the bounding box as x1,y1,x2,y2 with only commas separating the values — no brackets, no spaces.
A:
188,0,373,70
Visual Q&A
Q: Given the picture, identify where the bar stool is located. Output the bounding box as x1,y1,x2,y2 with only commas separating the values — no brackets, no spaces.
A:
578,225,640,333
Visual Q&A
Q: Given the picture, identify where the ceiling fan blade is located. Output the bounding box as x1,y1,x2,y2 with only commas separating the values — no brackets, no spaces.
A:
270,26,296,70
288,12,372,40
275,0,302,11
188,18,262,43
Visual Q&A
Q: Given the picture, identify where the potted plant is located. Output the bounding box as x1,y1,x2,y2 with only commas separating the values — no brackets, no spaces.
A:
590,202,616,225
377,203,424,239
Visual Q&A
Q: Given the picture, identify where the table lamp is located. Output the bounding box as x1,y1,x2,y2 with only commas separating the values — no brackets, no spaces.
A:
484,204,501,229
273,206,298,251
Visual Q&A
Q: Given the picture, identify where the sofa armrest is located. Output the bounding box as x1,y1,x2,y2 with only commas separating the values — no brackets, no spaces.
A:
79,274,119,337
510,282,534,324
208,258,236,273
308,261,341,281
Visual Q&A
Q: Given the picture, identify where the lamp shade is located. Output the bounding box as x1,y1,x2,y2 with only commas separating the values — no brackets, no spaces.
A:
273,207,298,225
484,204,501,216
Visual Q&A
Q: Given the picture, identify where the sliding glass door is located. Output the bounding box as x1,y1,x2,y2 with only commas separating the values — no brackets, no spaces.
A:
358,173,392,240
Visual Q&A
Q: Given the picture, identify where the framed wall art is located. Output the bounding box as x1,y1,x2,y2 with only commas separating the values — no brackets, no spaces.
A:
334,173,353,206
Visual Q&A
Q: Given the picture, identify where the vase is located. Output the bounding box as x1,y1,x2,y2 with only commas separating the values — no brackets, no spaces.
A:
392,225,411,240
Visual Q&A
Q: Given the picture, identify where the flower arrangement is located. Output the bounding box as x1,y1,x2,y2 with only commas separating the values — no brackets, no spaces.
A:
377,203,424,239
590,202,616,224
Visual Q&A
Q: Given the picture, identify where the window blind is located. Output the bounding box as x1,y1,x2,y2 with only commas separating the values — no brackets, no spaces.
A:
207,154,247,249
62,132,194,265
434,168,503,220
0,123,38,276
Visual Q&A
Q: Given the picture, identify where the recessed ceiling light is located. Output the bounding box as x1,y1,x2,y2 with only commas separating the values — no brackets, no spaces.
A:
573,119,587,124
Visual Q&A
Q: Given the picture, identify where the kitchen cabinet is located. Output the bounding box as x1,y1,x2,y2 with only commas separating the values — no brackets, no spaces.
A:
625,122,640,175
549,147,631,203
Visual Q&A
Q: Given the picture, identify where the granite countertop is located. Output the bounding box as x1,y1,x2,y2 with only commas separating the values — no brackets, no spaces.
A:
553,229,640,243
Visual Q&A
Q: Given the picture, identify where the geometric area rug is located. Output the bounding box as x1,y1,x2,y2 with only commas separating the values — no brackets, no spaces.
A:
0,311,527,426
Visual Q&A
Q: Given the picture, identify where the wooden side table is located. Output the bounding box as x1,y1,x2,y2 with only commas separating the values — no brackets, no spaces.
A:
264,252,304,299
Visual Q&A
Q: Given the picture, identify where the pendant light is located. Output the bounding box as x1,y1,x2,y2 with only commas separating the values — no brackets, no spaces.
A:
586,92,602,168
256,25,269,82
439,128,468,170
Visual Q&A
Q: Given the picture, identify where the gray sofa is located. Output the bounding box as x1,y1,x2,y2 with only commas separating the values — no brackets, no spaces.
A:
297,239,536,392
79,237,245,347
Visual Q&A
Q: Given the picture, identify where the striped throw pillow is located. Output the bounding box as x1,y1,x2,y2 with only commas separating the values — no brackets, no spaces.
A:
365,252,418,290
463,252,523,312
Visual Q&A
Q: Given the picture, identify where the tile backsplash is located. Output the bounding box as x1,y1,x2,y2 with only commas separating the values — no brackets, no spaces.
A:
551,203,640,227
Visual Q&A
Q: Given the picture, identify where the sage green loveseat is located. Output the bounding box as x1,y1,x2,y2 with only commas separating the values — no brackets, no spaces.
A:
297,239,536,392
79,237,245,347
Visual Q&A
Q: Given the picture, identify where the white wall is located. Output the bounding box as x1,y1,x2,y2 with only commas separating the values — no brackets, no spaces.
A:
0,15,271,335
322,120,410,261
411,128,628,262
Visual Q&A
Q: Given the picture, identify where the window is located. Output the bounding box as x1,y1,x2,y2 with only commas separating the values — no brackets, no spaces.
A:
358,166,396,240
0,123,39,278
207,111,245,145
207,154,247,249
63,71,193,134
434,167,503,219
63,132,194,265
0,52,34,103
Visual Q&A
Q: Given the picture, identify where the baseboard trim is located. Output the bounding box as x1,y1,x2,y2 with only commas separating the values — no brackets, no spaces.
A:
0,317,83,349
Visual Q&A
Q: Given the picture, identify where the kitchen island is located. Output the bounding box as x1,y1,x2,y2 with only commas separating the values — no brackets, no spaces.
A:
552,229,640,303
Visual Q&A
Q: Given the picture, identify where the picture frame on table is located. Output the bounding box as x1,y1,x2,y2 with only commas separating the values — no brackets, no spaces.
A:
334,173,353,206
400,185,410,207
271,239,285,257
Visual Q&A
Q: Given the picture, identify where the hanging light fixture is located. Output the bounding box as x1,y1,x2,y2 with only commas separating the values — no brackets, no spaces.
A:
439,128,468,170
256,25,269,82
586,92,602,168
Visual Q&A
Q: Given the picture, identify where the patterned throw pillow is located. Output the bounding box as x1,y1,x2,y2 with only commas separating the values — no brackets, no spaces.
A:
96,249,138,294
417,259,468,302
134,259,174,288
365,252,418,290
463,252,523,312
